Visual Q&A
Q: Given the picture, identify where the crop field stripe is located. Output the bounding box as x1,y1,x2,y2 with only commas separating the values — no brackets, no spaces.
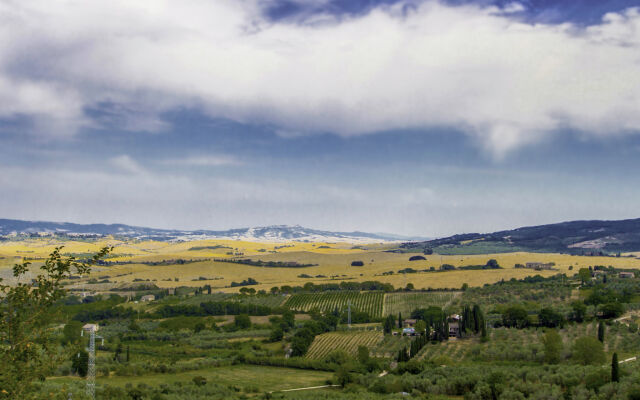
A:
284,292,384,318
306,331,384,359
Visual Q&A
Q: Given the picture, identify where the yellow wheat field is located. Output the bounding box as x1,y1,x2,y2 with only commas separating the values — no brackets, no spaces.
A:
2,238,640,292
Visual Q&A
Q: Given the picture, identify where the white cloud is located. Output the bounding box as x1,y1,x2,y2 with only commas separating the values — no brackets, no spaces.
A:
0,1,639,156
160,155,243,167
109,155,146,175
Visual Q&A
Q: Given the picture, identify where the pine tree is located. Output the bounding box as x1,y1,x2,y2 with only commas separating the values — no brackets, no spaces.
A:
598,321,605,342
611,353,619,382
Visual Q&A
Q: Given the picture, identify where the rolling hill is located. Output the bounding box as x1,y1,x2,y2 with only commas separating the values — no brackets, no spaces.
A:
400,218,640,254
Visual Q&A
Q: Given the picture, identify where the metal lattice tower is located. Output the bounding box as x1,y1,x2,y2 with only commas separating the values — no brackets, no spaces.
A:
81,328,103,400
87,330,96,399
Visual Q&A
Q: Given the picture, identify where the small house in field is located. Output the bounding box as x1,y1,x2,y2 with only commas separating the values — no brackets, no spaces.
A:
619,272,635,279
140,294,155,302
167,288,176,295
403,319,417,328
82,323,99,333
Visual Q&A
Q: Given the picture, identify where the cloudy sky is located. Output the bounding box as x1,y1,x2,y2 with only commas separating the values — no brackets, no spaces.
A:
1,0,639,237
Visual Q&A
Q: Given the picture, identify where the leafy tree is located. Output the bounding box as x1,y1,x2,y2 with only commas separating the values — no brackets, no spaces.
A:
502,306,529,328
599,302,624,319
357,345,370,364
611,352,619,382
282,310,295,330
572,336,606,365
0,246,111,399
461,283,469,291
61,320,83,345
541,329,563,364
194,322,205,333
334,366,352,388
539,307,565,328
71,349,89,377
570,301,587,322
234,314,251,329
269,327,283,342
578,268,592,284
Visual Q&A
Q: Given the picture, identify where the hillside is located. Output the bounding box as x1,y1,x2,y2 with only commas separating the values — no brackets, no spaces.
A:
400,218,640,254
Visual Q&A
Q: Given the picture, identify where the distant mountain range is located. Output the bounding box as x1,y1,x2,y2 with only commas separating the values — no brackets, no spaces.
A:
0,219,424,243
401,218,640,254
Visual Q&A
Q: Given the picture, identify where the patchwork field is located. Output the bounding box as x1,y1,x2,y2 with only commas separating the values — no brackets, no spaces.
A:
3,237,640,293
306,330,384,359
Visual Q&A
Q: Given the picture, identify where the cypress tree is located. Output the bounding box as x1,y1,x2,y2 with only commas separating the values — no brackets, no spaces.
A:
611,353,619,382
398,312,402,329
598,321,605,342
472,304,482,333
481,320,488,341
126,345,130,362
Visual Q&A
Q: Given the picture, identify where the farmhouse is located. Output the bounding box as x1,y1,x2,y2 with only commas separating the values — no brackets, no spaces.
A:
82,323,99,333
619,272,635,278
140,294,156,302
525,262,554,270
403,319,417,328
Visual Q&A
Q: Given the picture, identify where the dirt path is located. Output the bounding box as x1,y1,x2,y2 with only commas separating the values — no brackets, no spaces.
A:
272,385,340,393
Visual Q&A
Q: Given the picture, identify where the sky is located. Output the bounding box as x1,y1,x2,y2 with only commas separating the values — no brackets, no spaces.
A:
0,0,639,237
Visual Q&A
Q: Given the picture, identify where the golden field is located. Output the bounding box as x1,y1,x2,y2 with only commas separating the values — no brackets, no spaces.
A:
2,237,640,292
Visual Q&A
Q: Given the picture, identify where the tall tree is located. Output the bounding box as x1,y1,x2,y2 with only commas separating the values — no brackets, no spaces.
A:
383,315,396,334
598,321,605,343
0,246,111,399
611,352,619,382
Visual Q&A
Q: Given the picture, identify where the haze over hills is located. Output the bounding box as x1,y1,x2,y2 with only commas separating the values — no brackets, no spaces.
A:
401,218,640,254
0,218,424,243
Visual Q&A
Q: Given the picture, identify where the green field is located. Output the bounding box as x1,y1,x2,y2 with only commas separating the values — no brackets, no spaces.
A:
57,365,332,393
383,292,460,316
284,291,384,317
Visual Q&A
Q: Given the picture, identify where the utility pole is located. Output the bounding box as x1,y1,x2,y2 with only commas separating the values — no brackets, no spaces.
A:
81,327,104,400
